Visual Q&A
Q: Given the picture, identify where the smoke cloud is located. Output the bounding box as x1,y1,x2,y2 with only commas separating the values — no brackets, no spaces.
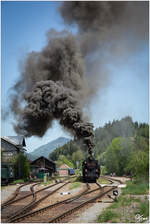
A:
8,2,148,152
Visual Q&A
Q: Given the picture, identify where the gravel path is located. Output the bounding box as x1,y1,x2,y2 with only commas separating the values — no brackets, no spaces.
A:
71,203,111,223
1,185,18,203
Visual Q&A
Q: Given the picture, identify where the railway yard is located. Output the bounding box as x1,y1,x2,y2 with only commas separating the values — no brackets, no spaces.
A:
1,176,126,223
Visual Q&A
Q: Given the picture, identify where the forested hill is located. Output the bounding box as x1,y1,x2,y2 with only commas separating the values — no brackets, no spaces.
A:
28,137,70,159
49,116,149,178
94,116,148,159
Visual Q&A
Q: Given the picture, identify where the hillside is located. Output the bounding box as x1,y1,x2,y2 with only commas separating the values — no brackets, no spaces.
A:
49,116,149,165
28,137,70,160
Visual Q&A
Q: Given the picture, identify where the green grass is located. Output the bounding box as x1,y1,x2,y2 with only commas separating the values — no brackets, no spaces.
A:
138,200,149,218
69,182,81,190
97,178,149,223
98,209,119,222
122,180,149,195
12,179,25,184
41,180,53,186
98,195,149,223
119,195,140,207
98,177,110,184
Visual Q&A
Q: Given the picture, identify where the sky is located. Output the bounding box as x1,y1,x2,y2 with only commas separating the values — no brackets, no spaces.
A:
2,1,149,153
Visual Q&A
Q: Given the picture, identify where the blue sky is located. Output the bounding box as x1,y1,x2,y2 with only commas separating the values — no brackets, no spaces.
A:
2,2,149,152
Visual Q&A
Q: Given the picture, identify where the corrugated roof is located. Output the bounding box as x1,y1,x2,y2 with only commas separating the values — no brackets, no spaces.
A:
2,136,26,147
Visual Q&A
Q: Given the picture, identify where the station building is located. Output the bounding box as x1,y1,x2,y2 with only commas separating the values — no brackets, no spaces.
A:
1,136,26,162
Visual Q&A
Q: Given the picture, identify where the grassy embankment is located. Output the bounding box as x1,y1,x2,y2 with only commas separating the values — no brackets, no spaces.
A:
97,179,149,223
69,182,81,190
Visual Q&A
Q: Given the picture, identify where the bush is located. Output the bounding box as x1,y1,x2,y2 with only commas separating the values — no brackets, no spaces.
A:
98,209,119,222
13,153,30,181
138,200,149,218
122,180,149,195
101,166,107,175
127,150,149,179
12,179,24,184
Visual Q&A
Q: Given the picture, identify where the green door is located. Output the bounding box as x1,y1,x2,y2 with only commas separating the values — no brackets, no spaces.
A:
1,168,8,179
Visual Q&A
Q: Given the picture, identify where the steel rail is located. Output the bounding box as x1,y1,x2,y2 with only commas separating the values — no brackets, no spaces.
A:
2,181,61,209
1,182,37,209
8,178,118,223
101,175,123,184
7,181,70,223
9,182,106,223
65,183,90,203
48,186,117,223
8,182,89,223
6,182,38,221
2,175,73,209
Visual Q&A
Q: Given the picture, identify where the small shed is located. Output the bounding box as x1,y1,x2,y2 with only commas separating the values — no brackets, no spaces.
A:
57,164,71,176
30,156,56,177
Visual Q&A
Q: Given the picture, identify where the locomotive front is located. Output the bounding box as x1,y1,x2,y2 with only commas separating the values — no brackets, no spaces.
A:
82,139,100,183
78,122,100,183
82,156,100,183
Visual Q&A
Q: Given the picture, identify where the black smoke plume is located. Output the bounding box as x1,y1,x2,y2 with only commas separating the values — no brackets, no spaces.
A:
10,33,94,151
8,2,148,152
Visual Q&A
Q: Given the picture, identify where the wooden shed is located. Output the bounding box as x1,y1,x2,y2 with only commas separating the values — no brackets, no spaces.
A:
30,156,56,177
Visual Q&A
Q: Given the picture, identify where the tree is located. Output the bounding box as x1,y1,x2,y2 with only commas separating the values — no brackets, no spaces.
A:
126,135,149,178
13,153,30,181
56,155,74,168
104,137,132,176
72,150,84,168
127,150,149,179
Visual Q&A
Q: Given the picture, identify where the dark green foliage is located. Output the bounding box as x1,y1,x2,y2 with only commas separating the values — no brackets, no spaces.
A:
13,153,30,181
49,116,149,178
49,141,80,161
137,123,149,138
94,116,136,158
98,209,119,222
138,200,149,218
126,135,149,178
104,137,132,176
56,155,74,168
49,141,84,168
122,180,149,195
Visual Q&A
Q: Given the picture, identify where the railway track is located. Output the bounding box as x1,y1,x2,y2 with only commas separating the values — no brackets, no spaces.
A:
9,181,118,223
2,175,75,210
2,179,71,223
2,176,121,223
50,186,117,223
1,182,39,222
101,175,123,185
2,181,63,209
1,181,37,209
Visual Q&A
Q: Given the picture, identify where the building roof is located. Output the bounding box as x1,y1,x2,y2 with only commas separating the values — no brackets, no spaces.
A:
2,136,26,147
58,164,71,169
30,156,55,165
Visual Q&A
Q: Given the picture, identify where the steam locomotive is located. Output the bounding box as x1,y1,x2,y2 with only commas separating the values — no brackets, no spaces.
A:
82,156,100,183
